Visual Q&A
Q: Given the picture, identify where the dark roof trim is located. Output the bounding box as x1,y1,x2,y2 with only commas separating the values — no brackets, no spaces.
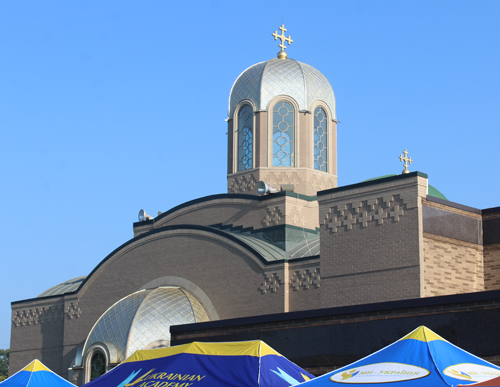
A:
13,293,66,305
134,192,317,228
288,254,320,263
425,195,481,214
317,172,428,197
171,288,500,333
483,206,500,215
135,194,260,227
12,224,296,305
426,196,500,215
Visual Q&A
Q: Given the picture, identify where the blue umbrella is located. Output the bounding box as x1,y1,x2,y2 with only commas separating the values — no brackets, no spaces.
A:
297,326,500,387
1,359,75,386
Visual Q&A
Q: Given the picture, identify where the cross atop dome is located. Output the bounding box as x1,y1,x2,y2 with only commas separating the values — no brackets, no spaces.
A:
272,24,293,59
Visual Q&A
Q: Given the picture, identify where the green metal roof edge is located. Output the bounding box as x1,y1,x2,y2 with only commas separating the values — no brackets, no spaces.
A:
282,190,318,202
428,185,448,201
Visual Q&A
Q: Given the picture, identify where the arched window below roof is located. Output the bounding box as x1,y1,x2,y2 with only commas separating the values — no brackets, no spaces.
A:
90,351,106,381
237,105,253,172
273,101,294,167
314,106,328,172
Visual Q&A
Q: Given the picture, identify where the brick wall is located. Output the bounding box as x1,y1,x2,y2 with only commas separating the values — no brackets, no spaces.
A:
10,298,66,376
318,173,428,308
288,261,321,312
423,233,484,296
484,244,500,290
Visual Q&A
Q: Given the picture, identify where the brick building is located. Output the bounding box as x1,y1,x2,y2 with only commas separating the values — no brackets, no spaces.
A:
9,32,500,385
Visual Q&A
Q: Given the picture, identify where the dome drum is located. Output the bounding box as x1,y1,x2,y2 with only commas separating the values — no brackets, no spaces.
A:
227,57,338,196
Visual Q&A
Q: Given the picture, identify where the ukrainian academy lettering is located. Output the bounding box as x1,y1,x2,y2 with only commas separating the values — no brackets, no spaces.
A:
125,369,206,387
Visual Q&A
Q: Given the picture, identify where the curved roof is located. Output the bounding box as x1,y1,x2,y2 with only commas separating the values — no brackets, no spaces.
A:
83,287,209,362
215,226,320,260
229,58,336,119
37,276,87,298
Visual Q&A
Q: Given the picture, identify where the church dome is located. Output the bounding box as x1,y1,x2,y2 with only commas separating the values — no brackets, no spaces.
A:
82,287,209,363
229,58,336,119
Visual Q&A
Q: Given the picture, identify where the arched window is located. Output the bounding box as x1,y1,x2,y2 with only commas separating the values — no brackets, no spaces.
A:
314,107,328,172
237,105,253,171
273,102,294,167
90,351,106,381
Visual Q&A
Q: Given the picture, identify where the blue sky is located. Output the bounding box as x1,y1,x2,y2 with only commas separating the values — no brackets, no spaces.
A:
1,1,500,350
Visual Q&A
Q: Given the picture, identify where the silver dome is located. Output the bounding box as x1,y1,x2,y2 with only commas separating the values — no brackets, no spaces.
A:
83,287,209,362
229,58,336,119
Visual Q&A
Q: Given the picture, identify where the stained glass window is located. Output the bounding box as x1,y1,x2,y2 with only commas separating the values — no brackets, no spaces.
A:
273,102,294,167
237,105,253,171
90,352,106,381
314,107,328,172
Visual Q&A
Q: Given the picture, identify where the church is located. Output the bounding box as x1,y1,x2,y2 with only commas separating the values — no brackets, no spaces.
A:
9,25,500,385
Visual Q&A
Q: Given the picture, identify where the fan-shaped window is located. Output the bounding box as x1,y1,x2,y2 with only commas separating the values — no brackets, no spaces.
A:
237,105,253,171
82,287,210,365
90,351,106,381
314,107,328,172
273,102,294,167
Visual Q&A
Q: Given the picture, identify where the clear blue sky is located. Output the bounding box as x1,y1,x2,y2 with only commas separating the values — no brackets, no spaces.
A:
1,1,499,350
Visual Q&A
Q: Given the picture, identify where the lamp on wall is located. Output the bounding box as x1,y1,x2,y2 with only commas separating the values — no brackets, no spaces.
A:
138,209,154,222
257,181,279,196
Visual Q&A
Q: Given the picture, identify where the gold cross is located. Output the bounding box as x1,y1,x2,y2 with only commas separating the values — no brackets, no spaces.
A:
399,149,413,174
272,24,293,58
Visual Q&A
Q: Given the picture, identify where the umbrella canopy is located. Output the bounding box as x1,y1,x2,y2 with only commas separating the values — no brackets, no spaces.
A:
83,340,313,387
0,359,75,386
297,326,500,387
459,376,500,387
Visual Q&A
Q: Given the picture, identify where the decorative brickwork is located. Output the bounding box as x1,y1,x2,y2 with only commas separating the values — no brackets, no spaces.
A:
322,194,405,234
288,206,304,227
266,170,304,188
484,244,500,291
262,170,336,196
227,173,258,193
227,168,337,196
285,199,319,229
307,172,338,192
65,301,82,319
13,304,64,327
290,268,320,290
12,301,82,327
423,233,484,297
259,273,283,294
262,206,284,227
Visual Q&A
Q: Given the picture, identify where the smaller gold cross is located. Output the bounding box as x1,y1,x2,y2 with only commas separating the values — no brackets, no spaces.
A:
272,24,293,59
399,149,413,174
